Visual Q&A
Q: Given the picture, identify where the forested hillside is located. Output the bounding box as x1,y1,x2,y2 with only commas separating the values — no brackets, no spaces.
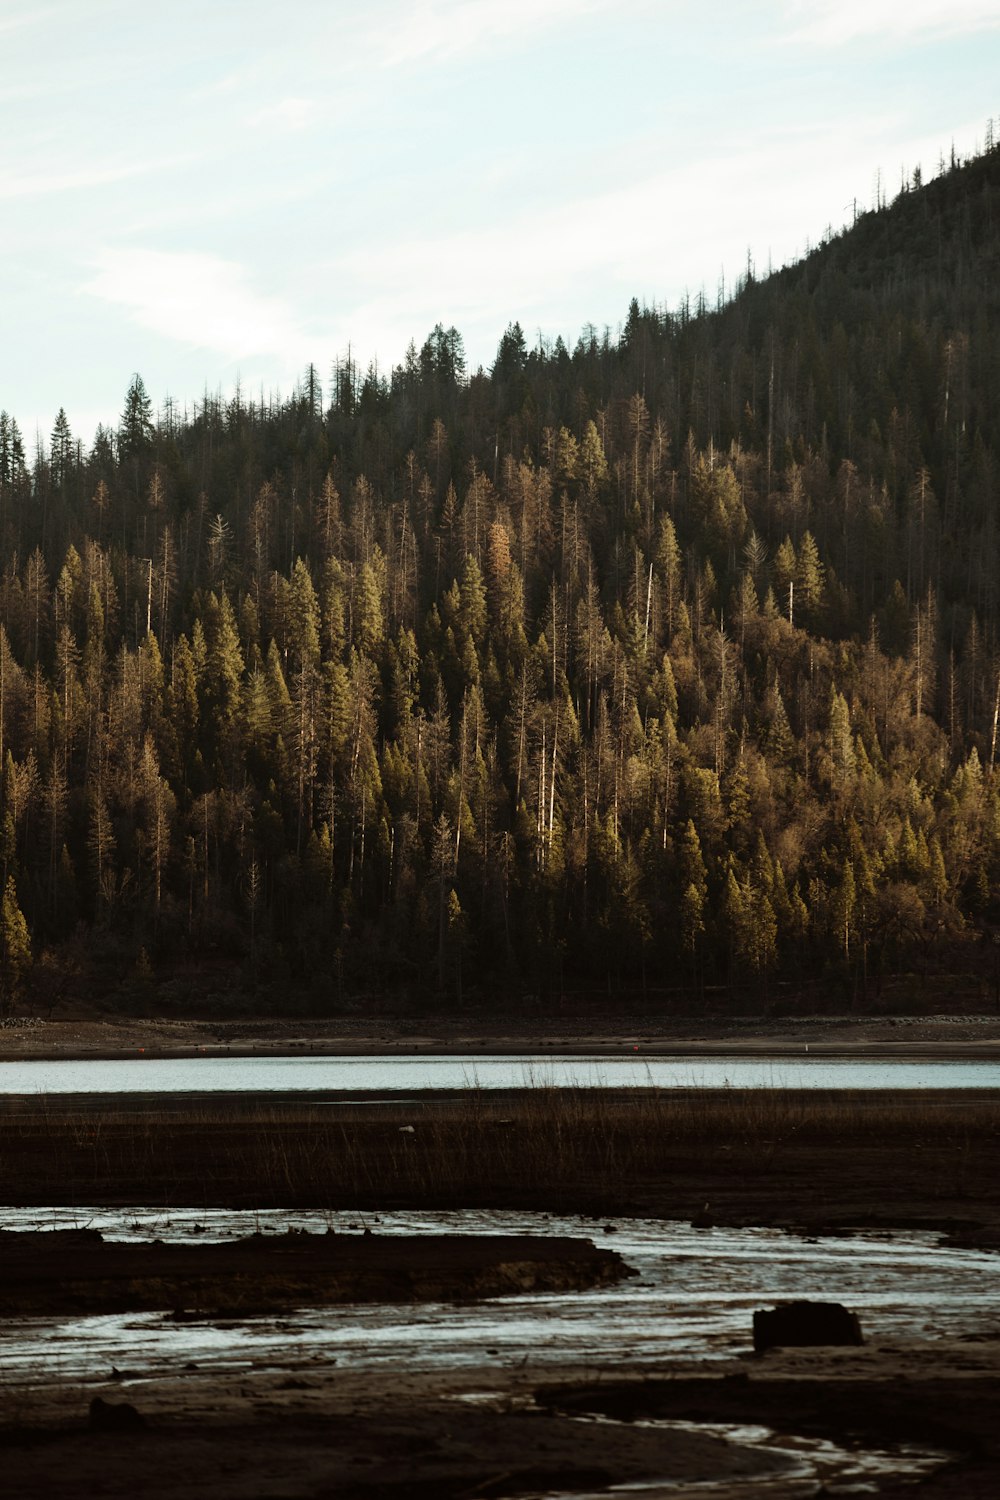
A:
2,141,1000,1016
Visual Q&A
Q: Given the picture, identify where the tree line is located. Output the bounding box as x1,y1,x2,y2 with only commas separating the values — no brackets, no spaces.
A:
1,138,999,1014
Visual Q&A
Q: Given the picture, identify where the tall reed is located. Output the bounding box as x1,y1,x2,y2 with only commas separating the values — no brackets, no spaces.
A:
2,1086,996,1213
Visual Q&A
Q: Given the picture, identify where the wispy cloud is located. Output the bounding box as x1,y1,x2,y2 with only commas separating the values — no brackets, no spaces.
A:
83,249,309,363
781,0,1000,46
248,97,320,132
372,0,608,67
0,5,60,34
0,161,155,201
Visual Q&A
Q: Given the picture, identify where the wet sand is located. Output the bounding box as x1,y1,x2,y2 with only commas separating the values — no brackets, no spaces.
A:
0,1371,807,1499
540,1356,1000,1499
4,1317,999,1497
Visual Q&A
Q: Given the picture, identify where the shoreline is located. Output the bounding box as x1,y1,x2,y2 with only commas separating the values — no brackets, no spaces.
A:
3,1218,999,1498
13,1350,992,1499
4,1012,1000,1061
4,1021,1000,1495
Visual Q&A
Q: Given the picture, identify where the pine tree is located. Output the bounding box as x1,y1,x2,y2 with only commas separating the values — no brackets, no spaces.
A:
119,373,154,458
0,874,30,1012
796,531,824,620
50,408,74,491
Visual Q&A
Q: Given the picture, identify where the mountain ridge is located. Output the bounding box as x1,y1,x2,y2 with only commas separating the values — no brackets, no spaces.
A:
0,136,999,1016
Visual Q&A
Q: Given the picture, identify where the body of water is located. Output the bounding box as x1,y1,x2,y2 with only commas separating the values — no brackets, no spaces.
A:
0,1208,984,1494
0,1052,999,1093
2,1206,994,1378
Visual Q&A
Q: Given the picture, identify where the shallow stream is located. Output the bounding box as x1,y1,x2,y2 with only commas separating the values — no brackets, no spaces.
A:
2,1209,996,1495
2,1206,996,1380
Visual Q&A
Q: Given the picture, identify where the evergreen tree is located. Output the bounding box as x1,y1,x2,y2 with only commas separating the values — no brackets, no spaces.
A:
119,373,154,457
0,874,30,1012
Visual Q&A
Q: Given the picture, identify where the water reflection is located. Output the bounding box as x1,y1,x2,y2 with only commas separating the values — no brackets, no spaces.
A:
2,1052,1000,1092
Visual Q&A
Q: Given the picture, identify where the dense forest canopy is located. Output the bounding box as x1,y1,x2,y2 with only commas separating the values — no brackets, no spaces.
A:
1,139,1000,1015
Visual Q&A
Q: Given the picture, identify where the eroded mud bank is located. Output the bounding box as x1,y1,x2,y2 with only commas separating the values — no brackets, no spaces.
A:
0,1226,628,1317
3,1211,999,1497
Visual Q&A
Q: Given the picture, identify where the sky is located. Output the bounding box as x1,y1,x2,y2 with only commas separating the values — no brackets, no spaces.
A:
2,0,999,451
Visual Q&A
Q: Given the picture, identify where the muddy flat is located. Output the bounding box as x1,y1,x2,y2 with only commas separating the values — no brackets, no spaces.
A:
4,1012,1000,1059
0,1398,801,1499
3,1333,999,1497
3,1212,1000,1496
3,1012,999,1495
537,1363,1000,1500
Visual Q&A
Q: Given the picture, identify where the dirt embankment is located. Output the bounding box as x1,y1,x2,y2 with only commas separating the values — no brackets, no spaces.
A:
0,1226,628,1317
4,1011,1000,1058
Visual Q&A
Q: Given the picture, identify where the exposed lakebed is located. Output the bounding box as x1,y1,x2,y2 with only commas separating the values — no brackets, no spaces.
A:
3,1207,996,1380
3,1209,995,1496
3,1047,999,1496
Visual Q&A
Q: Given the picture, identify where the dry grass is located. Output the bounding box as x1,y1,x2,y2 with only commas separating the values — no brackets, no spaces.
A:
2,1086,998,1219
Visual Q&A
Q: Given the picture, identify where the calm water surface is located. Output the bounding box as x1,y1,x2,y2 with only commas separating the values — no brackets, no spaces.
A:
2,1053,1000,1093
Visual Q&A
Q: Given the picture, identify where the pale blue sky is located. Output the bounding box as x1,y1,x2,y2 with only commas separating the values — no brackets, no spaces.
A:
2,0,998,449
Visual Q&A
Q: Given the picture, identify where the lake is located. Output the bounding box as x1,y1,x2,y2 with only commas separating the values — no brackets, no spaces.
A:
1,1052,999,1093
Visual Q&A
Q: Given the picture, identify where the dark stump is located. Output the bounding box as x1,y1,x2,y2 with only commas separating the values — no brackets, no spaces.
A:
753,1299,864,1353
